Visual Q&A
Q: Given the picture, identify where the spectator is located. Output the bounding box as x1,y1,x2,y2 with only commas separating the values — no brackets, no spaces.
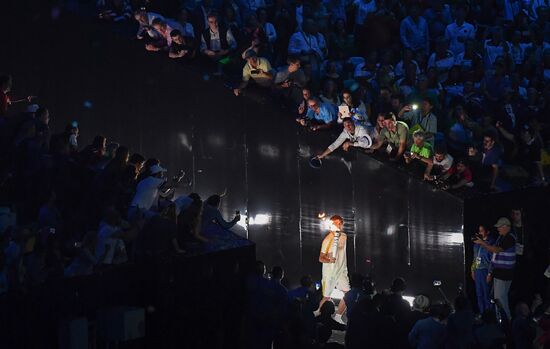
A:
400,4,429,55
233,49,274,96
474,217,516,320
128,164,168,219
471,224,494,314
296,97,336,131
444,5,475,56
316,118,372,160
288,274,314,300
145,18,184,51
424,145,454,180
168,30,195,60
317,300,347,331
134,9,164,40
273,56,308,106
469,132,502,192
512,302,536,349
200,12,237,75
409,294,430,327
369,112,409,161
201,194,240,231
404,130,433,173
398,97,438,145
408,303,451,349
342,273,366,319
176,8,195,38
288,19,325,81
474,310,506,349
446,296,475,349
337,90,368,125
437,159,473,191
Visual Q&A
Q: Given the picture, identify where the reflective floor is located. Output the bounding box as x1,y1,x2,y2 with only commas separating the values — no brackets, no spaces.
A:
1,15,465,300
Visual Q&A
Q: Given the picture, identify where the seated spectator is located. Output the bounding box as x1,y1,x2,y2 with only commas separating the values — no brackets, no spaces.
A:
233,49,274,96
133,9,164,40
437,159,473,191
94,208,132,265
408,303,451,349
474,310,505,349
317,118,372,160
368,112,409,161
296,87,313,118
428,37,455,83
400,3,429,55
446,296,474,349
337,90,368,125
404,130,433,172
64,231,106,277
319,79,340,111
444,4,475,56
288,19,326,80
168,30,195,60
512,302,536,349
176,8,195,38
296,97,336,131
317,300,347,331
272,56,307,106
177,194,207,243
97,0,132,22
288,274,314,300
145,18,184,51
201,194,240,231
343,273,366,319
200,12,237,75
398,97,437,145
370,112,386,143
424,145,454,180
469,132,502,192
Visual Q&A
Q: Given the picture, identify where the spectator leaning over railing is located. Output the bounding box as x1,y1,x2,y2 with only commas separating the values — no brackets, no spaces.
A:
233,49,274,96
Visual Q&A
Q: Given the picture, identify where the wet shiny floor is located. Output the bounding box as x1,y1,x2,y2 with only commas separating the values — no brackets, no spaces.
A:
1,15,465,300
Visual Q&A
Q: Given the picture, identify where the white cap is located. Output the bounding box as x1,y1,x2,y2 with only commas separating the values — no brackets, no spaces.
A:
150,164,167,175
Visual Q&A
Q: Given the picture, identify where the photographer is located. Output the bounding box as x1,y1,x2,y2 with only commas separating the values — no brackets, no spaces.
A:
296,97,336,131
470,225,494,313
473,217,516,320
233,49,273,96
404,130,432,175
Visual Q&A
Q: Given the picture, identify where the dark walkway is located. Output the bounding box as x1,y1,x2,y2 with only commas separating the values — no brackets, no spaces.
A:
0,9,464,298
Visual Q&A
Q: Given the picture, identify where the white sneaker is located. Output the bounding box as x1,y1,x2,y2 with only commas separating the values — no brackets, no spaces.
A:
313,309,321,317
333,313,346,325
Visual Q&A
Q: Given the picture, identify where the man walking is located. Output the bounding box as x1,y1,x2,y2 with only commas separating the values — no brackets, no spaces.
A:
319,215,350,324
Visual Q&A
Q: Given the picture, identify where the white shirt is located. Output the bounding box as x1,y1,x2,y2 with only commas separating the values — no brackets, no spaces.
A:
433,153,454,172
484,40,508,68
353,0,377,25
137,12,164,39
321,232,348,279
288,31,325,60
328,125,372,152
444,21,475,55
130,176,166,210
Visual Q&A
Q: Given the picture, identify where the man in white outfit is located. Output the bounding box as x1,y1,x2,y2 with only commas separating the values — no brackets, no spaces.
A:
316,118,373,160
319,215,350,324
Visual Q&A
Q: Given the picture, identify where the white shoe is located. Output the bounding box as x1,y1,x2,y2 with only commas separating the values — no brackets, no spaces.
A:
333,313,346,325
313,309,321,317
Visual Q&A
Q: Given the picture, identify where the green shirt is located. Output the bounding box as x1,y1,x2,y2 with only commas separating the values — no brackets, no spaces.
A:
380,121,410,147
410,142,432,158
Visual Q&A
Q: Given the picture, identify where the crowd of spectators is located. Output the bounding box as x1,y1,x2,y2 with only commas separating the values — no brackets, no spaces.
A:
100,0,550,194
2,0,550,346
0,75,242,292
243,260,550,348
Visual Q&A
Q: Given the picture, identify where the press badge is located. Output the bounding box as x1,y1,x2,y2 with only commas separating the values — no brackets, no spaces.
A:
386,144,393,154
516,243,524,256
474,257,482,269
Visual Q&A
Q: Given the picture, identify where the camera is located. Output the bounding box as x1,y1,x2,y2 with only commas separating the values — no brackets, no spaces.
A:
433,280,442,287
250,69,261,74
412,104,418,110
471,233,482,241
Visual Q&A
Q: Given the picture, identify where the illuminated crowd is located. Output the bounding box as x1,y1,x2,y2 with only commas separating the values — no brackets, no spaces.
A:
1,0,550,347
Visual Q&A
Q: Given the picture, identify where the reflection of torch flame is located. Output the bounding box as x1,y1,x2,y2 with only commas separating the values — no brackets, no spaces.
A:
318,212,326,219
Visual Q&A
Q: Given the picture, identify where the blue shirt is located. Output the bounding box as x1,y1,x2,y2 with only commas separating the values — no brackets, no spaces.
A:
473,238,494,270
409,317,447,349
482,147,502,167
306,102,336,124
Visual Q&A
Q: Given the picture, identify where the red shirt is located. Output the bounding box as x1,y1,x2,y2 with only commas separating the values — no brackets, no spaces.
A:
447,165,473,182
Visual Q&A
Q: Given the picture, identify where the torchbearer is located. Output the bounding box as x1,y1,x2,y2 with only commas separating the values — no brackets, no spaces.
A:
319,215,350,324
